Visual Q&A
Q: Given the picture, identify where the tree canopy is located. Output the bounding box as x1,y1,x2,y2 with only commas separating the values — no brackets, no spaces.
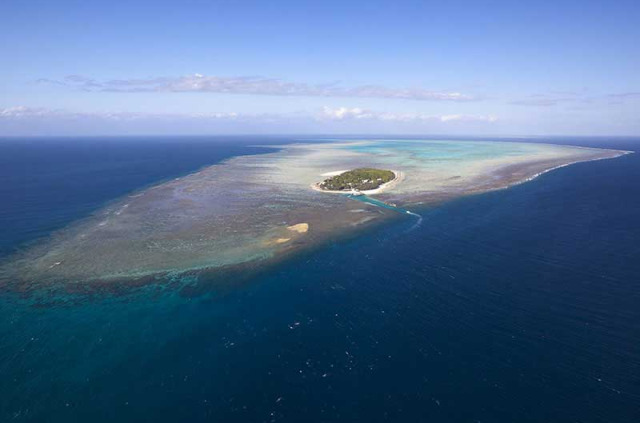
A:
320,168,395,191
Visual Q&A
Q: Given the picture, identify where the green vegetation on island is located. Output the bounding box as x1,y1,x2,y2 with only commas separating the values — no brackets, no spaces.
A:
319,168,395,191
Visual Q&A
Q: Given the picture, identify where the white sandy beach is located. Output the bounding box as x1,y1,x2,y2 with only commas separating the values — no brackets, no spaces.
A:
311,170,404,195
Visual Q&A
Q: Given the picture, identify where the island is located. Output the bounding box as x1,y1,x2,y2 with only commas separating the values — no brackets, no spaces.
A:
0,139,630,292
317,168,396,193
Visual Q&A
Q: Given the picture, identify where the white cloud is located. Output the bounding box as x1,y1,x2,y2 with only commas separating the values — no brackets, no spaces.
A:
321,107,373,120
1,105,498,124
0,106,241,121
0,105,500,136
39,74,477,102
320,107,498,123
511,91,640,107
0,106,57,118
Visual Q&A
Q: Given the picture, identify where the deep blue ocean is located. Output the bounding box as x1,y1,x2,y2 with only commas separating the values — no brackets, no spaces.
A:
0,136,638,422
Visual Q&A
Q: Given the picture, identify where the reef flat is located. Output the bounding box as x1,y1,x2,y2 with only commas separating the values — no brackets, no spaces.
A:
0,139,629,290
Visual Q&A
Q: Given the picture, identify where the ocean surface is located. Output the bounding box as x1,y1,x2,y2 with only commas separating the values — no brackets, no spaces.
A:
0,136,638,422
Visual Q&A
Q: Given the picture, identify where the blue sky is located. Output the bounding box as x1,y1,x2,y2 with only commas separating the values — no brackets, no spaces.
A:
1,0,638,136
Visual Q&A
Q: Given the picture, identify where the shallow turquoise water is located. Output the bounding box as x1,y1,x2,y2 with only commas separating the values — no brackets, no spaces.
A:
0,136,638,422
344,139,539,161
348,194,413,214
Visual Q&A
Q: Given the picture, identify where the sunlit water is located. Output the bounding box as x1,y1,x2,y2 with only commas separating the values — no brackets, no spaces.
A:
0,138,624,287
0,136,638,422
